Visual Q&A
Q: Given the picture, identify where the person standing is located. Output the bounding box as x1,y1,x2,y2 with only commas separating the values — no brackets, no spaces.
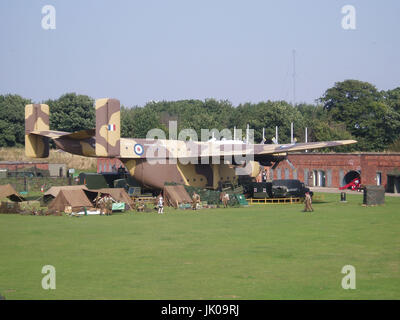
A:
192,192,200,210
158,193,164,214
262,170,267,182
105,194,113,215
303,192,313,212
137,200,145,212
220,192,229,208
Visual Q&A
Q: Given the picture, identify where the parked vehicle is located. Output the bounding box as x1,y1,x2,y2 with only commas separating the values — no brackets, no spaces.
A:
244,182,273,198
271,179,313,198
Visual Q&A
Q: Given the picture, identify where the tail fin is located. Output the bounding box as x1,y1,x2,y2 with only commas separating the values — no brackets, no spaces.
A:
25,104,50,158
95,98,120,157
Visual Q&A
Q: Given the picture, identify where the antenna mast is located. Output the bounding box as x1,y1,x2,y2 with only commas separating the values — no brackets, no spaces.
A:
292,49,296,106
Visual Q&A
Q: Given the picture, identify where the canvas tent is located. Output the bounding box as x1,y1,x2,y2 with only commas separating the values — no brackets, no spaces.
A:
0,184,25,202
48,189,93,213
163,185,192,208
84,188,134,210
43,185,88,203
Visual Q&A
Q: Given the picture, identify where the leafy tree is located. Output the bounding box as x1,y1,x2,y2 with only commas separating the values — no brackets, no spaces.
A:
383,87,400,113
2,81,400,152
0,94,31,147
320,80,400,151
45,93,95,132
134,99,234,139
121,105,167,138
308,121,356,152
296,104,330,124
388,137,400,152
231,101,306,143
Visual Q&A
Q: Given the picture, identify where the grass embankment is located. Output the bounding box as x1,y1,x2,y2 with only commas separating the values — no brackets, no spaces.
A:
0,193,399,299
0,147,97,171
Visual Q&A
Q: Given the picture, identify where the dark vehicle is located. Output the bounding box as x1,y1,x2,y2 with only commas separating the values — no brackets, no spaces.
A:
244,182,273,198
78,172,141,190
271,179,313,198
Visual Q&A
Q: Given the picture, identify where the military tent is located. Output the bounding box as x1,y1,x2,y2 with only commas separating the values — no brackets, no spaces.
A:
43,185,88,203
48,189,93,213
163,185,192,208
0,184,25,202
85,188,134,209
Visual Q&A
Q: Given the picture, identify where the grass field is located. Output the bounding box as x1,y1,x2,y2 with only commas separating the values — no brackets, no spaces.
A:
0,193,399,300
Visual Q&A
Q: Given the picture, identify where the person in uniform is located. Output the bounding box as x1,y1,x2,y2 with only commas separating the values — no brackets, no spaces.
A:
304,192,313,212
98,197,106,215
105,194,113,215
137,200,145,212
192,192,200,210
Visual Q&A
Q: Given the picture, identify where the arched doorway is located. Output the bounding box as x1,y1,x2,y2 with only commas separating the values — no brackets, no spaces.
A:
313,170,326,187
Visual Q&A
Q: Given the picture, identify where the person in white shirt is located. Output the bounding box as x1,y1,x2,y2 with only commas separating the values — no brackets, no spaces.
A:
157,194,164,214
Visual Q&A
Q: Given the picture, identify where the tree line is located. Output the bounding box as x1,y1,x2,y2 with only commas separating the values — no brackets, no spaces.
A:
1,80,399,152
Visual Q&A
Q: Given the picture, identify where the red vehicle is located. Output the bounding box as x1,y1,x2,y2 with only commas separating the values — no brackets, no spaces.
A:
339,177,362,191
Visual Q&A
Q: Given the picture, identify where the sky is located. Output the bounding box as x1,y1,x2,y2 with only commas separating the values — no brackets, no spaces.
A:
0,0,399,107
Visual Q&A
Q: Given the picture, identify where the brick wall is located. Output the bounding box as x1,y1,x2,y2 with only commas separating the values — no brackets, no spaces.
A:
97,158,125,173
0,162,49,171
270,153,400,189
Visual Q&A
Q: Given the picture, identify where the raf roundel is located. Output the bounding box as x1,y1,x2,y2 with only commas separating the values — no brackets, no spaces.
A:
134,143,144,156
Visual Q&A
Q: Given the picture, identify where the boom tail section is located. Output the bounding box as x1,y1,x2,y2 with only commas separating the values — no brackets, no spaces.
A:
25,104,50,158
95,98,121,157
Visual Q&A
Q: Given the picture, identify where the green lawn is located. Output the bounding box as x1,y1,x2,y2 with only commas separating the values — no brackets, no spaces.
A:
0,193,399,300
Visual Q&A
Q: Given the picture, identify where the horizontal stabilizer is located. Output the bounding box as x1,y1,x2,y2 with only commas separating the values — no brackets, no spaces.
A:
30,129,95,140
59,129,95,140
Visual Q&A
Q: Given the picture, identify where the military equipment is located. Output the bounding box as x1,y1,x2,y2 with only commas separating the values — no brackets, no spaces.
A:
235,194,249,206
245,182,272,198
128,186,141,197
25,98,357,191
0,169,7,179
271,179,313,198
363,185,385,205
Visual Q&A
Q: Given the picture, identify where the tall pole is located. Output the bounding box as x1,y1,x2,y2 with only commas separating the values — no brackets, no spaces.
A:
291,122,294,144
305,127,308,143
293,49,296,106
305,127,308,153
275,126,279,144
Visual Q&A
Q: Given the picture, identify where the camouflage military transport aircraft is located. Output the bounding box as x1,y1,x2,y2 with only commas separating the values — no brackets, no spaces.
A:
25,98,356,190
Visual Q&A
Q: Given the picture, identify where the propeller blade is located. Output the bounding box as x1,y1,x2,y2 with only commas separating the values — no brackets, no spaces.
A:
286,158,295,170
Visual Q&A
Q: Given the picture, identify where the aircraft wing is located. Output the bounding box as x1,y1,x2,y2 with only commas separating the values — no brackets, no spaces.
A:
119,139,357,160
255,140,357,154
